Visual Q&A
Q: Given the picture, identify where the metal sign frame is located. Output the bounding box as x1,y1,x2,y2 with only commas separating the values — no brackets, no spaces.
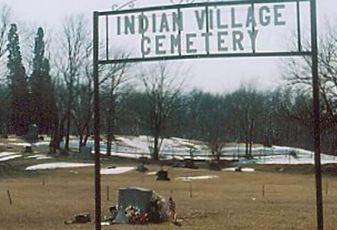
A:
97,0,311,64
93,0,322,229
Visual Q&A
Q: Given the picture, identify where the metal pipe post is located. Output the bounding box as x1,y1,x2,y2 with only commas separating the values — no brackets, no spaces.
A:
310,0,323,229
93,11,101,230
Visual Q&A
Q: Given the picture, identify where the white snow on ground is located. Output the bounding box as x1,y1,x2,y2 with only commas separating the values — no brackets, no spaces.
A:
26,154,53,160
146,171,157,175
93,150,148,159
116,136,149,152
7,138,18,142
175,175,219,181
58,136,337,165
0,152,17,157
11,142,31,147
100,167,135,175
253,153,337,165
34,141,51,147
222,167,255,172
0,154,22,162
26,162,94,171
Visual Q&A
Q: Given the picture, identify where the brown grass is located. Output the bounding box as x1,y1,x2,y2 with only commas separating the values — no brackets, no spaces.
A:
1,136,336,229
0,164,337,230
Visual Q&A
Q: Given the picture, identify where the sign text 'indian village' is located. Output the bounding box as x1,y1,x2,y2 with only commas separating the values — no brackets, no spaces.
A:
109,4,288,56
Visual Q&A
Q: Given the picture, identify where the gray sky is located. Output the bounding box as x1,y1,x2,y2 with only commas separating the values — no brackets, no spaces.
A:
1,0,336,93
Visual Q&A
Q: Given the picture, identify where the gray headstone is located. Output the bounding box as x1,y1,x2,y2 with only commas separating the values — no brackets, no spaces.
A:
156,170,170,181
24,146,33,153
115,187,153,224
79,146,92,156
25,124,38,142
136,163,148,172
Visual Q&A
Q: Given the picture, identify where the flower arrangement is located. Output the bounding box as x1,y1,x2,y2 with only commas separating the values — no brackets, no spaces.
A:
122,192,172,224
124,205,149,224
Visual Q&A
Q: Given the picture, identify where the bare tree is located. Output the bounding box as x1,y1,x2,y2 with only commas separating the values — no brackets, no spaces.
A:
56,14,92,151
100,55,130,156
0,4,11,134
285,25,337,131
72,58,93,148
0,4,11,62
193,93,228,162
229,86,264,158
140,63,185,160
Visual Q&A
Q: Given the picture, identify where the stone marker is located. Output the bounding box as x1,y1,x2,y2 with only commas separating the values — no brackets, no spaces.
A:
79,145,92,156
235,166,242,172
24,146,33,153
25,124,38,142
136,163,148,172
156,170,170,181
115,187,153,224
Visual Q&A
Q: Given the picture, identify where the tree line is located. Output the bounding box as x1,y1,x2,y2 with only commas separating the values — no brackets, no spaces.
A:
0,5,337,160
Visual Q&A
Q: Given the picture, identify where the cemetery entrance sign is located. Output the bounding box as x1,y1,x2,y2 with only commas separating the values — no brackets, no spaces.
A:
93,0,322,229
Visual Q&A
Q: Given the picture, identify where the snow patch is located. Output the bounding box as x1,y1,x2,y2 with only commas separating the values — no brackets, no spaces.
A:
100,167,135,175
252,153,337,165
26,154,53,160
26,162,94,171
222,167,255,172
0,154,22,162
0,152,17,157
7,138,18,141
58,136,337,165
116,136,149,152
11,142,31,147
175,175,218,181
34,141,51,147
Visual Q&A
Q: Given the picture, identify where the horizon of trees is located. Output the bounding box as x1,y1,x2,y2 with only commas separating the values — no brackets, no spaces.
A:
1,5,337,159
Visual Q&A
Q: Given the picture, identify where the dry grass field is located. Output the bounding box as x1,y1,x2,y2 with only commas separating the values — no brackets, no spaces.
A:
1,163,337,230
1,136,337,229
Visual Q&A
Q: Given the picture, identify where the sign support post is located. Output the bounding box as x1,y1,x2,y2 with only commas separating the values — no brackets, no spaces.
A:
93,11,101,230
310,0,323,229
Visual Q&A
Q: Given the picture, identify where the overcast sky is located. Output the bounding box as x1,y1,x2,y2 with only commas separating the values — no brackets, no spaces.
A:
1,0,336,93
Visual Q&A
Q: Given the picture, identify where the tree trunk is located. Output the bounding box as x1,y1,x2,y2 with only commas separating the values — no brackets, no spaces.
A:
79,133,84,148
106,109,112,156
65,82,73,151
153,134,159,161
245,131,249,158
84,126,89,146
244,109,249,158
50,115,60,154
106,115,112,157
249,118,254,158
65,112,70,151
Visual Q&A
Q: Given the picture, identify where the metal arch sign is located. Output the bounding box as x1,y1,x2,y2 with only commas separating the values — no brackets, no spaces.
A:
96,0,311,64
92,1,323,230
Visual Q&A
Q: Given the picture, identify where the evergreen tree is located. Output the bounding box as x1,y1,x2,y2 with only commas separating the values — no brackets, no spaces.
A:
7,24,30,135
31,27,57,134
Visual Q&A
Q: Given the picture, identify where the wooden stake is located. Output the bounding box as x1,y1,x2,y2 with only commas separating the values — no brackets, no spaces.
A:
42,177,45,186
189,182,192,198
106,185,110,201
325,182,329,196
262,184,265,198
7,189,12,205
